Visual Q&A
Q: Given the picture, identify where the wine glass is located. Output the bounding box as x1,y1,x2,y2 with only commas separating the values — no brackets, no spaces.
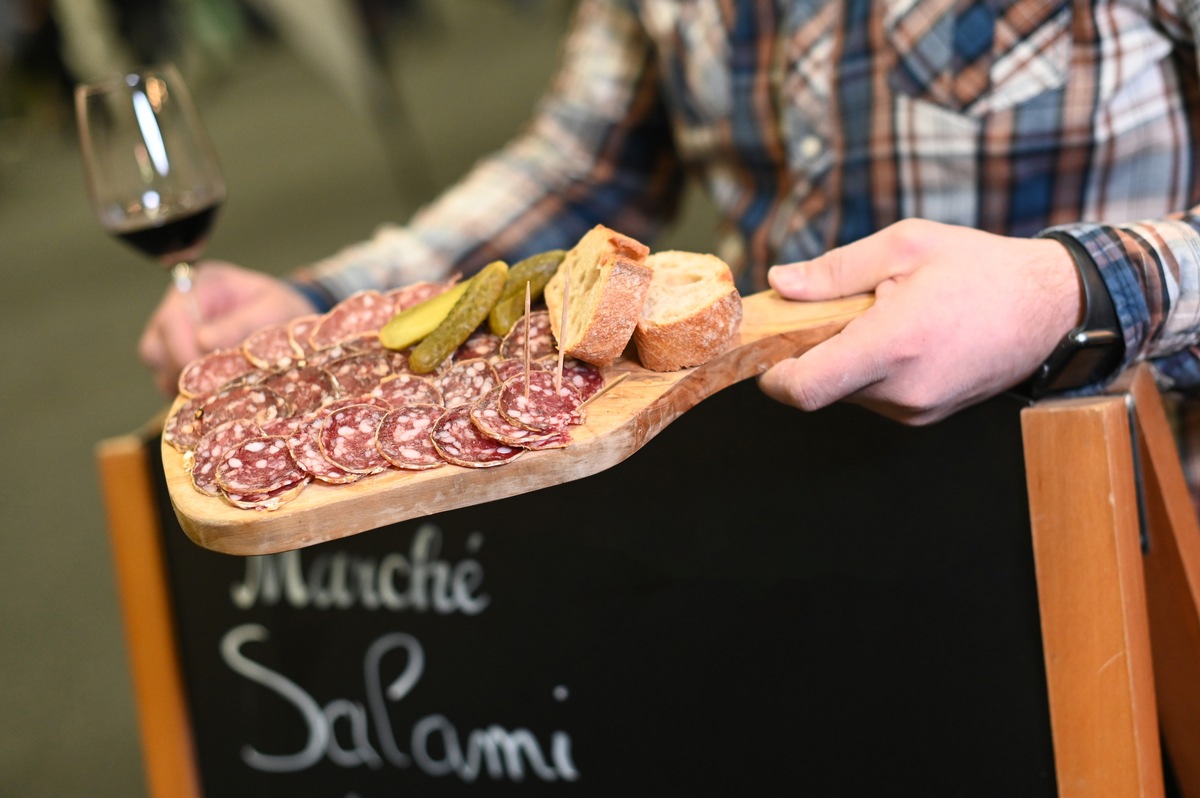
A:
75,63,226,305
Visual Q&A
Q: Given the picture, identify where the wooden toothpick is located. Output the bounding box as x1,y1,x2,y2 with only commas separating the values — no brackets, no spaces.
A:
555,259,571,392
523,280,531,399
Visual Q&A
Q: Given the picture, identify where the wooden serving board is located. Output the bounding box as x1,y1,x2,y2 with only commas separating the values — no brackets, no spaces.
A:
165,290,873,555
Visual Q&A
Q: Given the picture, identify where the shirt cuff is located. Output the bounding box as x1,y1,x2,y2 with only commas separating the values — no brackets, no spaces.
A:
286,278,337,314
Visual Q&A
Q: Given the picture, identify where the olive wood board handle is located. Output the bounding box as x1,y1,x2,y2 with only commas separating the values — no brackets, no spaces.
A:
164,290,873,556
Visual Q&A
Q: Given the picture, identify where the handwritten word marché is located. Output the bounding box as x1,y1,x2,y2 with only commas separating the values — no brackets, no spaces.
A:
230,524,489,615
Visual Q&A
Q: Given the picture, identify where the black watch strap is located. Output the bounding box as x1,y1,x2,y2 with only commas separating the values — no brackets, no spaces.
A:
1025,232,1125,399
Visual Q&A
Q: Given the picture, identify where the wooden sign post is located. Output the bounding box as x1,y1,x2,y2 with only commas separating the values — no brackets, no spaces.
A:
98,429,202,798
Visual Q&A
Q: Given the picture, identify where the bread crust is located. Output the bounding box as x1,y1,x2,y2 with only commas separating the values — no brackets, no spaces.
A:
633,251,743,371
545,226,651,367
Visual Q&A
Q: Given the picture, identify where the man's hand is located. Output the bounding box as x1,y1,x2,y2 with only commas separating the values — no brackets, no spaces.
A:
139,260,317,396
758,219,1084,425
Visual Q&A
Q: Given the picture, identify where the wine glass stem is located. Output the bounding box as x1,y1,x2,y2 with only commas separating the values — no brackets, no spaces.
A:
171,261,202,320
171,261,194,292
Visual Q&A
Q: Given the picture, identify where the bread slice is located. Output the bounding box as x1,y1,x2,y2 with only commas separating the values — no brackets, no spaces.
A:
544,225,652,367
633,251,743,371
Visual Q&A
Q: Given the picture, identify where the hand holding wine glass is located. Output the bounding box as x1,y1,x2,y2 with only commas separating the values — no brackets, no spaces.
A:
138,261,318,396
75,63,226,308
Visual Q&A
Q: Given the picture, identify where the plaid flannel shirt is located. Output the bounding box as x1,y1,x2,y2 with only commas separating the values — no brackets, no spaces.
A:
296,0,1200,395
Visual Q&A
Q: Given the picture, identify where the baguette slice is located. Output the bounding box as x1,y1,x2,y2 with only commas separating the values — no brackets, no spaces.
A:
544,225,652,367
633,251,743,372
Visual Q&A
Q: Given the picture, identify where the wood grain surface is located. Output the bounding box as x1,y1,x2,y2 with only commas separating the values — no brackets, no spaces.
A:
1021,393,1162,797
165,290,873,555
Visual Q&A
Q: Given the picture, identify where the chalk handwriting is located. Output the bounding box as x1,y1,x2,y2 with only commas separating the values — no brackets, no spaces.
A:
221,624,579,783
229,524,489,615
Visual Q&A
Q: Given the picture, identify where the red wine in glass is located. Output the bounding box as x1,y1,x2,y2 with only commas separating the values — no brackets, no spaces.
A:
112,202,221,262
108,200,223,290
76,63,226,300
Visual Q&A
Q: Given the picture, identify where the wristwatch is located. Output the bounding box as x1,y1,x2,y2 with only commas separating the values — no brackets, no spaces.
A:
1025,232,1125,399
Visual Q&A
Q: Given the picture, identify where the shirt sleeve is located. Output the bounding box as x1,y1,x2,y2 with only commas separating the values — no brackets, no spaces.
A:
291,0,684,303
1043,218,1200,393
1036,1,1200,394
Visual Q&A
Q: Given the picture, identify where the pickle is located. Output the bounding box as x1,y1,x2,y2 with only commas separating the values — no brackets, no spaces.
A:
379,278,473,351
409,260,509,374
487,249,567,336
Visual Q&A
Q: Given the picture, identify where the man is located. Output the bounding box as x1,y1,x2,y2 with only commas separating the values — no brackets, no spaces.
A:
141,0,1200,426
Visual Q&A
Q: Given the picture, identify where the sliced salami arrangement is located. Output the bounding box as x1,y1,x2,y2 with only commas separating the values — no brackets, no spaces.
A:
166,284,603,512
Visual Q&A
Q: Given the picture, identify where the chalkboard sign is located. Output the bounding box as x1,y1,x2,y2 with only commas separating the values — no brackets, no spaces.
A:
123,381,1054,795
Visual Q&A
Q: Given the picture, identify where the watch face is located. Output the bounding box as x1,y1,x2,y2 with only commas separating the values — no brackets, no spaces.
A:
1033,332,1124,397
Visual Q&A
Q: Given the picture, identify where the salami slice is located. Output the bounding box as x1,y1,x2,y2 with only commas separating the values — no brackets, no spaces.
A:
318,394,392,418
191,419,264,496
435,358,498,408
287,314,323,358
332,332,391,354
431,404,523,467
163,396,205,452
199,385,292,435
261,365,341,416
178,349,256,399
499,310,557,360
455,330,502,362
222,476,309,511
325,352,393,396
318,403,391,475
469,387,568,450
303,343,357,369
498,371,584,433
493,357,547,383
375,404,445,470
216,368,270,390
242,323,302,370
309,290,394,350
387,280,454,312
383,346,452,377
371,374,443,407
286,419,362,484
260,415,305,438
541,355,605,402
215,436,306,495
382,347,416,376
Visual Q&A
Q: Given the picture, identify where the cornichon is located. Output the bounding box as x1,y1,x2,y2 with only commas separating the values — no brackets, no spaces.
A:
378,278,474,351
487,249,566,336
409,260,509,374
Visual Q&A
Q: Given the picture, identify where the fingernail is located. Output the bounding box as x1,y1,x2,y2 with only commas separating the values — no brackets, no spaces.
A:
769,263,805,291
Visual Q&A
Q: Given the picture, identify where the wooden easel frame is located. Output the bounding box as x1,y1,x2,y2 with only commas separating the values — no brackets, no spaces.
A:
96,433,202,798
1022,365,1200,797
97,365,1200,798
